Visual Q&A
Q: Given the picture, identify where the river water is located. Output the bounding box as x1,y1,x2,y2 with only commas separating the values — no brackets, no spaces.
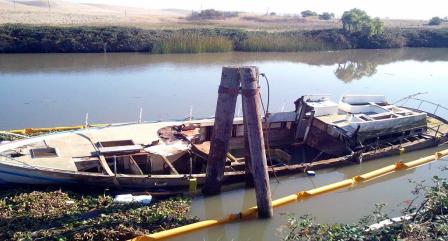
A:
175,147,447,241
1,48,448,240
1,48,448,130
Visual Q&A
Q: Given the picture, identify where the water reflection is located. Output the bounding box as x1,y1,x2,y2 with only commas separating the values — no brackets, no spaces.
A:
334,61,377,82
0,48,447,130
1,48,448,79
0,49,447,240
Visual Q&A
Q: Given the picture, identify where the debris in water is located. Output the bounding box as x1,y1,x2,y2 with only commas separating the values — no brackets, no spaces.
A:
306,170,316,176
114,194,153,204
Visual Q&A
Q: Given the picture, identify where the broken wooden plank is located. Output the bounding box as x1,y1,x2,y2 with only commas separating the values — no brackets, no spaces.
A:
98,155,121,187
193,141,238,163
159,155,180,175
129,156,144,175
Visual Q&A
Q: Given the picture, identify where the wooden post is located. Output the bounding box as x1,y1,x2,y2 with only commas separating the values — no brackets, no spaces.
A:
240,66,273,218
243,105,254,187
202,66,240,195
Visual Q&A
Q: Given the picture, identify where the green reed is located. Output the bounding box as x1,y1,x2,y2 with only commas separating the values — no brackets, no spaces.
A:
152,32,233,54
238,33,329,52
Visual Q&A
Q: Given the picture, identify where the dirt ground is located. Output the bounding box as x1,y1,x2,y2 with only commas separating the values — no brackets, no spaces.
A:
0,0,445,30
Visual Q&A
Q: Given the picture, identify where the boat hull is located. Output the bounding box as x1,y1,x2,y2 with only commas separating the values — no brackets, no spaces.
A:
0,136,439,189
0,162,77,185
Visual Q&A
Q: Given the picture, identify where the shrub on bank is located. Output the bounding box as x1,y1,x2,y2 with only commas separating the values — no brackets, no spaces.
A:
318,12,335,20
301,10,318,18
429,17,443,26
1,24,448,54
404,29,448,47
0,25,157,53
188,9,239,20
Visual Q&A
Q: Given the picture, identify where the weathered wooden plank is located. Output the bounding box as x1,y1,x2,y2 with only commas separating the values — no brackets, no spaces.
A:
159,155,180,175
243,85,254,187
98,155,115,176
240,66,273,218
98,155,121,187
129,156,144,175
203,66,240,195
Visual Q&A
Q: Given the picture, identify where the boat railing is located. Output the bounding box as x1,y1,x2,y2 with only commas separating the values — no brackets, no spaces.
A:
395,96,448,117
394,95,448,139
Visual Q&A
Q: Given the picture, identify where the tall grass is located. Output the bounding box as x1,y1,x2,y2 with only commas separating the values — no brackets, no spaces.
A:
152,32,233,54
238,34,329,52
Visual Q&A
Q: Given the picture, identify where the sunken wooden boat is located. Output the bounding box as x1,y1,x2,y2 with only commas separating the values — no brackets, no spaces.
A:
1,95,447,189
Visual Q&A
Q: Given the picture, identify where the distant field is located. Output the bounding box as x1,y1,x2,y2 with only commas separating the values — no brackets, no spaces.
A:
0,0,447,31
1,0,448,54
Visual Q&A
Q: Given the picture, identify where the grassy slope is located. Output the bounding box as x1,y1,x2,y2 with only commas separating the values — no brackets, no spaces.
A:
1,2,448,53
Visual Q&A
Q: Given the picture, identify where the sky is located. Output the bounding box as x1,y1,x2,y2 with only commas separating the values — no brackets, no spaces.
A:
69,0,448,20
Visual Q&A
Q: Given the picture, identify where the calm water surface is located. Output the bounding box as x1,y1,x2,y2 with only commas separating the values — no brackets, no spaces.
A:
1,48,447,129
175,147,448,241
1,48,448,240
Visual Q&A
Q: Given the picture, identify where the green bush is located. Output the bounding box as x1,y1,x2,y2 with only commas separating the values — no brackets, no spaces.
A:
341,9,384,37
429,17,443,26
318,12,335,20
301,10,318,18
189,9,238,20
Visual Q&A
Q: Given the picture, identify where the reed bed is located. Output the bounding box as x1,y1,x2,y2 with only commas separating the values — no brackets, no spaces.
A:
238,34,329,52
151,33,233,54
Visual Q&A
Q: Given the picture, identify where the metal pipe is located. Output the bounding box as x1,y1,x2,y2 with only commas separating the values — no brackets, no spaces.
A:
435,125,441,138
417,100,423,110
434,104,440,115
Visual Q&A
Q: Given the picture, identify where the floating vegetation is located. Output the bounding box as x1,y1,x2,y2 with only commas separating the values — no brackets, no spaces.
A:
0,187,198,241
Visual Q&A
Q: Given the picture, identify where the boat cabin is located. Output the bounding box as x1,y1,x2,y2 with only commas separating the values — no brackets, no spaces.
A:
294,95,427,156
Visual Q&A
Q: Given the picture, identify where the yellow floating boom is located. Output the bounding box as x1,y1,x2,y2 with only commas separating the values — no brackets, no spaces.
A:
130,149,448,241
